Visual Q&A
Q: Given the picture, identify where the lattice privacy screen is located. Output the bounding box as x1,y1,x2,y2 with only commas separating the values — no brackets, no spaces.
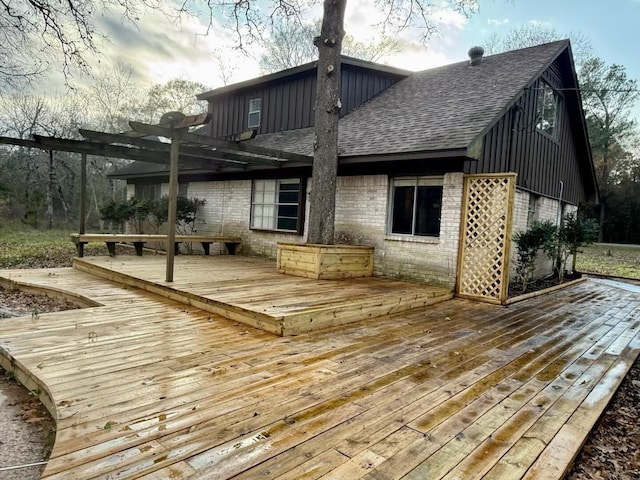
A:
457,174,516,304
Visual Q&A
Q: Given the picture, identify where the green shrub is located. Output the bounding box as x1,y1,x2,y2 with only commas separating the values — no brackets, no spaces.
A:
513,220,556,292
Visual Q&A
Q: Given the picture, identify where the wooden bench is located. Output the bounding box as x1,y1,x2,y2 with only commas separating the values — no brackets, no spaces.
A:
71,234,241,257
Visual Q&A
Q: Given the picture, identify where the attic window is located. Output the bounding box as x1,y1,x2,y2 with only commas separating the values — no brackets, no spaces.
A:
248,98,261,129
536,83,559,138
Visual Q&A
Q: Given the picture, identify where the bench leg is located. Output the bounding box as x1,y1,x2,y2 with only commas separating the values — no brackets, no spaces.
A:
201,242,211,255
174,242,181,255
106,242,116,257
225,242,238,255
76,242,87,258
133,242,145,256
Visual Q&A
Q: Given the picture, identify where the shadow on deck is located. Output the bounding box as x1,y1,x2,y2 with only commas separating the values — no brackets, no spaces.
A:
72,255,453,336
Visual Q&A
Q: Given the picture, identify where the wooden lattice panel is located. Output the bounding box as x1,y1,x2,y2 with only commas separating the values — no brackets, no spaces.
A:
457,174,516,304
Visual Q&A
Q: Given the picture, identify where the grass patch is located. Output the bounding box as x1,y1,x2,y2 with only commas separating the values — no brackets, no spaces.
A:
576,244,640,279
0,228,76,269
0,226,131,269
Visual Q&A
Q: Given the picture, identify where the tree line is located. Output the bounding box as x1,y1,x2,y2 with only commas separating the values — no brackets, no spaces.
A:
0,69,206,230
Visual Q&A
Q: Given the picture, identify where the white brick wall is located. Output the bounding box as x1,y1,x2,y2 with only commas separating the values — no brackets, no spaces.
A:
150,173,465,287
184,180,310,258
334,173,464,288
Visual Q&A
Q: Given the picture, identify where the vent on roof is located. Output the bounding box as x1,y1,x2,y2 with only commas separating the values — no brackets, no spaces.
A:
468,46,485,66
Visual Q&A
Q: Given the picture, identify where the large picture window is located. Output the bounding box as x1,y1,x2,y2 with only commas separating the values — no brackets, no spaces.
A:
536,82,559,138
389,177,443,237
251,179,303,233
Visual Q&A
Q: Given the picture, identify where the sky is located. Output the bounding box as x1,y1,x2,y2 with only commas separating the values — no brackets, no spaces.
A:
41,0,640,121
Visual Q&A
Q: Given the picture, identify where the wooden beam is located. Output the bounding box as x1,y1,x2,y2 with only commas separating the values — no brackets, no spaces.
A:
128,121,313,164
0,136,40,149
80,129,284,167
30,135,171,164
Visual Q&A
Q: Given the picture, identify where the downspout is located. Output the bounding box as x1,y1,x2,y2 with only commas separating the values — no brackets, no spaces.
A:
555,181,564,278
556,181,564,227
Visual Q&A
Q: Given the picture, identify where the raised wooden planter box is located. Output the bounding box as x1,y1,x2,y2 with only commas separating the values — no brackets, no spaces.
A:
277,242,374,279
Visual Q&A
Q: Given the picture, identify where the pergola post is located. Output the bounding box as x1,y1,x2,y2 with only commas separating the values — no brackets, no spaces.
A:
166,134,181,282
76,153,87,257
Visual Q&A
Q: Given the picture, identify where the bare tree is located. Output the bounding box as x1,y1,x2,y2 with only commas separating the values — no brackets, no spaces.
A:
0,92,82,227
140,79,208,124
482,24,593,68
212,49,239,86
259,19,402,73
0,0,161,91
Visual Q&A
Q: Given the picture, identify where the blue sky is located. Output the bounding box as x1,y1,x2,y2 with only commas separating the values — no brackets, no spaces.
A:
461,0,638,72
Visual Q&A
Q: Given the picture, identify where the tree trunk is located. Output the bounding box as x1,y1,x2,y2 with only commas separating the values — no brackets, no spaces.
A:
307,0,347,245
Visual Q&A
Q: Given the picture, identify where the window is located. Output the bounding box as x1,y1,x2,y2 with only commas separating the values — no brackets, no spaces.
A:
251,179,303,233
536,82,559,137
135,184,160,201
248,98,261,128
389,177,443,237
527,194,540,227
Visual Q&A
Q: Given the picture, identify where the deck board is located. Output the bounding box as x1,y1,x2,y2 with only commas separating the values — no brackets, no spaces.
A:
0,259,639,479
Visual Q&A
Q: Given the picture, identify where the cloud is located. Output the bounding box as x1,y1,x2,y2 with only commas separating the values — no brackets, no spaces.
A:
487,18,510,27
92,8,256,89
528,19,553,27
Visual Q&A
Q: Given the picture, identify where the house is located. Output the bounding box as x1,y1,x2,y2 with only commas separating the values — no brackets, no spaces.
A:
111,40,598,302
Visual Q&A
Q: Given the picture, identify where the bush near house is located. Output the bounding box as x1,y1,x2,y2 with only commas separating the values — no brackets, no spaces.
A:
99,196,205,235
513,213,599,292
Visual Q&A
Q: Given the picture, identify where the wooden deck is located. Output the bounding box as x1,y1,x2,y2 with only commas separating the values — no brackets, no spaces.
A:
72,255,453,335
0,266,639,479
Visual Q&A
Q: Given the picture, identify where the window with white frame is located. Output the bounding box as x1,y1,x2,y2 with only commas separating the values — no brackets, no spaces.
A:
389,177,443,237
248,98,261,129
536,82,559,137
251,179,303,233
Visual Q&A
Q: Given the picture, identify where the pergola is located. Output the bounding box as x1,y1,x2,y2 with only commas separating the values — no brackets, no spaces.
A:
0,113,313,281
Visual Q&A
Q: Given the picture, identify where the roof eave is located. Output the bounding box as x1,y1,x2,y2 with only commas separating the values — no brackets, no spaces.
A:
339,147,471,164
197,56,412,100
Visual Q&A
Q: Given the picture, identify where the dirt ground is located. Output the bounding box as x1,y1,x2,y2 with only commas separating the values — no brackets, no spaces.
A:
0,283,639,479
0,287,73,479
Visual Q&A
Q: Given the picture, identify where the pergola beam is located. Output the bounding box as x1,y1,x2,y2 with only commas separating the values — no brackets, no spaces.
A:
79,129,289,167
128,122,313,165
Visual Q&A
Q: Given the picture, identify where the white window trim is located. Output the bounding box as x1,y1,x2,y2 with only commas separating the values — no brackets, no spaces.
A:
536,82,559,138
248,98,261,129
387,176,444,238
251,178,302,233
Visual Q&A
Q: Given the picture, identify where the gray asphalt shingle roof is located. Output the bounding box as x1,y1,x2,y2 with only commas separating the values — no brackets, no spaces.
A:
249,40,568,158
112,40,569,178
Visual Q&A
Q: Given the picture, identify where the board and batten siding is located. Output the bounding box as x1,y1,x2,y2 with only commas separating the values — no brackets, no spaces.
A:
207,65,403,138
468,58,588,206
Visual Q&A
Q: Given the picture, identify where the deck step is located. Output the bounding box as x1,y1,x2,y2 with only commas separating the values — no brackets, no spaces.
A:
72,256,453,335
